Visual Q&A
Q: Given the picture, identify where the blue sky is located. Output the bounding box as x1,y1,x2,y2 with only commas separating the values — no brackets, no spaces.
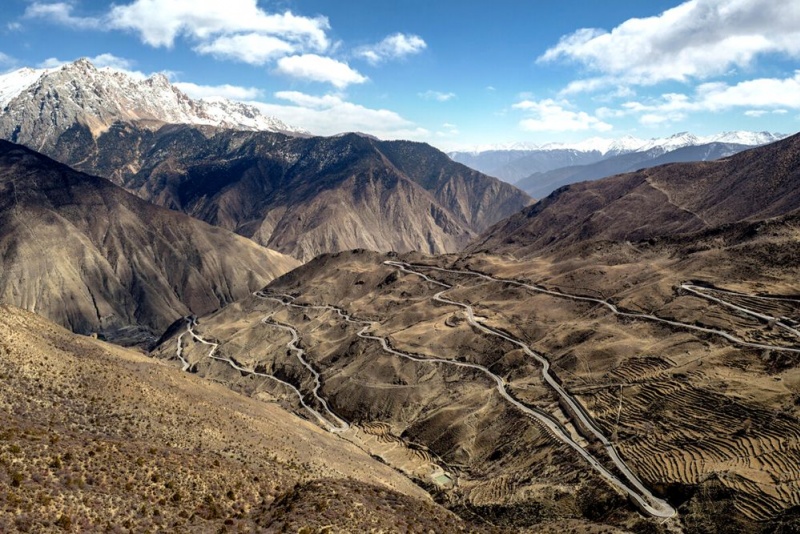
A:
2,0,799,149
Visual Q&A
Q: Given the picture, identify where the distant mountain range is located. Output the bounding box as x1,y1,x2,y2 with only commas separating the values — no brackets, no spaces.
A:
468,131,800,258
449,131,787,196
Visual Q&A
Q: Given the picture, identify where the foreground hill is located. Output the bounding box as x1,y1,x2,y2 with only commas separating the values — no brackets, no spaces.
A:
0,140,298,344
0,304,472,532
468,132,800,258
163,216,800,531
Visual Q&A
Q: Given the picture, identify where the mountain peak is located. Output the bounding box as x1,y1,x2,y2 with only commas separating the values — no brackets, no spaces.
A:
0,58,307,151
70,57,97,71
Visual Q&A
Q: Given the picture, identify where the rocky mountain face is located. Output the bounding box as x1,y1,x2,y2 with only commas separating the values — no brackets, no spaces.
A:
468,132,800,258
0,58,306,156
34,124,531,262
0,59,530,262
0,140,298,344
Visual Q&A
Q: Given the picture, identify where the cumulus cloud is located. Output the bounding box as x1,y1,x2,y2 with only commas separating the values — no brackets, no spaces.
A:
253,91,429,140
513,99,612,132
26,0,329,65
418,90,456,102
275,54,366,88
540,0,800,90
106,0,329,50
173,82,263,101
194,33,296,65
356,33,426,65
24,2,102,29
597,71,800,126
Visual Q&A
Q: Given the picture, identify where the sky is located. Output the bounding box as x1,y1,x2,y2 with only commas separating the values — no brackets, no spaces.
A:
1,0,799,150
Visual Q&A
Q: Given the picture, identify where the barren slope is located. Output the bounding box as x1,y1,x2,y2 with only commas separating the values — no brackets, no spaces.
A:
469,133,800,258
38,123,531,262
0,304,474,532
0,140,298,344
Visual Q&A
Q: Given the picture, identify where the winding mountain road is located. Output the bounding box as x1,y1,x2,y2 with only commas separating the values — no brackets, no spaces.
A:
176,316,337,430
259,310,349,432
255,285,676,518
382,261,676,518
680,284,800,340
392,262,800,354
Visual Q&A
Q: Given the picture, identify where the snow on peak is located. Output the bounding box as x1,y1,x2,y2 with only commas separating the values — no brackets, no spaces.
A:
702,130,786,146
0,67,48,108
0,58,306,135
453,130,787,157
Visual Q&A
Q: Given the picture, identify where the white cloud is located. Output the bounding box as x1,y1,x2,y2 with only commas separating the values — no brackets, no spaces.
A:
513,98,612,132
0,52,14,66
194,33,295,64
597,71,800,126
24,2,102,29
275,54,366,88
106,0,329,50
27,1,329,60
253,91,429,140
356,33,426,65
174,82,263,101
90,53,135,70
418,90,456,102
540,0,800,89
7,22,22,32
436,122,460,138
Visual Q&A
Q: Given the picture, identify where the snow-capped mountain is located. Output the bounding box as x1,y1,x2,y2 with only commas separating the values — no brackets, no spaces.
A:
449,130,787,182
454,131,786,157
0,58,306,152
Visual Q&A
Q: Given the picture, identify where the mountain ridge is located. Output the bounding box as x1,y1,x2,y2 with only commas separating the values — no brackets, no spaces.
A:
467,132,800,258
449,131,787,184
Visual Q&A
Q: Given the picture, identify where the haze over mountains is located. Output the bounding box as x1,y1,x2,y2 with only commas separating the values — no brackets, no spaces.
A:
468,132,800,258
450,131,787,197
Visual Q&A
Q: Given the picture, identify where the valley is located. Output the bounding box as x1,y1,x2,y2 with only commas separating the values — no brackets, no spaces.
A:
0,39,798,533
153,209,800,531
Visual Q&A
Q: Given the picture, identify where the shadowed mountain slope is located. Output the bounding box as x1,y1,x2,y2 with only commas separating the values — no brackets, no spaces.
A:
45,125,531,261
468,132,800,258
0,140,298,344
